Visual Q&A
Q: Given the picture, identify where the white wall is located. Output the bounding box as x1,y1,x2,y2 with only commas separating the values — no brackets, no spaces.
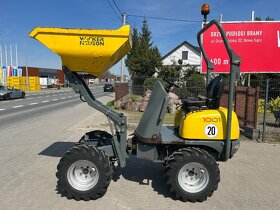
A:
162,44,200,66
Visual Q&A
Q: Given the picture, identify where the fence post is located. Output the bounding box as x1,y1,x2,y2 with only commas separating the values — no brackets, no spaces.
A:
262,79,270,141
244,87,249,127
254,87,259,128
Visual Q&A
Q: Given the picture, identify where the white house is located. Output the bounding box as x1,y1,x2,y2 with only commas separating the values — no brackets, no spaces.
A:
162,41,201,68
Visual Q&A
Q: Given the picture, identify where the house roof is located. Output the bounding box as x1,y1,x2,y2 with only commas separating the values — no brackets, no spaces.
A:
162,41,201,60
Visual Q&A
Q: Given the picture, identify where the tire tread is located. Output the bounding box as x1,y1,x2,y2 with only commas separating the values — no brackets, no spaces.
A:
56,145,112,201
165,147,220,202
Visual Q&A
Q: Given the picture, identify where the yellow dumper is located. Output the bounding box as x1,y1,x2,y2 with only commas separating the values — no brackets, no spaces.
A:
30,16,240,202
30,25,131,76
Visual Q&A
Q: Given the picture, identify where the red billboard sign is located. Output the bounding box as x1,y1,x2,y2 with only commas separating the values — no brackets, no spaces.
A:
202,21,280,73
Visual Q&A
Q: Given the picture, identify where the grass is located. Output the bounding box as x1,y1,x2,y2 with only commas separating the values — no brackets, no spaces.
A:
122,110,175,124
106,100,115,107
271,138,280,143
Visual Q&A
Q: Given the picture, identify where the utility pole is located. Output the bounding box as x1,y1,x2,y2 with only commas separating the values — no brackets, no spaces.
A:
15,44,18,67
25,33,29,91
10,44,13,66
120,12,126,82
219,14,223,22
5,45,8,67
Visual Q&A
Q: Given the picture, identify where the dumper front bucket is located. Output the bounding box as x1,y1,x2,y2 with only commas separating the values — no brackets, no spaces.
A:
30,25,131,76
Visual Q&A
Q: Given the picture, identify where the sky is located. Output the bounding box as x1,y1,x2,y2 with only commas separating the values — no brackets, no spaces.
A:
0,0,279,76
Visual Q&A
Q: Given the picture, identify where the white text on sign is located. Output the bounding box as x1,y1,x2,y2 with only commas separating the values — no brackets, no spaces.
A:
277,31,280,47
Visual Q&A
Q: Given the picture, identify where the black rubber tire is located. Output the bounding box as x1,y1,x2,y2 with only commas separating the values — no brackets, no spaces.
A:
79,130,113,143
56,144,112,201
164,147,220,202
21,92,25,98
5,93,10,100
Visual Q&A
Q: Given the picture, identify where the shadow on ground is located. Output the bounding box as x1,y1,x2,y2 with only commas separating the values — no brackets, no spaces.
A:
40,143,174,200
266,122,280,127
112,155,175,200
39,142,75,157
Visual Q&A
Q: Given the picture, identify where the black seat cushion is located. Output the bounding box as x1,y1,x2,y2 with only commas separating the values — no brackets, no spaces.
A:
206,76,224,109
181,76,224,111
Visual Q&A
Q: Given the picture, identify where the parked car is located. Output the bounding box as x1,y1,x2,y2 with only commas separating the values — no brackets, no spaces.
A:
0,85,25,100
103,84,114,92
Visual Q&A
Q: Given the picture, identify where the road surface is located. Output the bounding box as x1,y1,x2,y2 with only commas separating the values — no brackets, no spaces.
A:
0,87,105,129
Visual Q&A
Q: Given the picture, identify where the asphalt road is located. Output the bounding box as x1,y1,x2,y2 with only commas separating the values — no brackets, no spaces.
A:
0,87,106,130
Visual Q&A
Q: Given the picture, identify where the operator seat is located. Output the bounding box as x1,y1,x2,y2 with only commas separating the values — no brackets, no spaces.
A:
182,75,225,112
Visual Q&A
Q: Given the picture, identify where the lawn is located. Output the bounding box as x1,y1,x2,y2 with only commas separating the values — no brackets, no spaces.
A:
121,110,175,125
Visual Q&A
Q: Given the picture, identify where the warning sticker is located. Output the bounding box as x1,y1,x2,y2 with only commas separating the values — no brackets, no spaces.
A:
204,124,218,138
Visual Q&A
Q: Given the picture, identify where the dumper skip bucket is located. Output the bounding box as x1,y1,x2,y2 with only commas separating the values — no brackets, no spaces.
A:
30,25,131,76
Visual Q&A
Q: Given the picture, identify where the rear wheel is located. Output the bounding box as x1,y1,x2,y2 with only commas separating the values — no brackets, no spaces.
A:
21,92,25,98
5,93,10,100
165,147,220,202
56,145,112,201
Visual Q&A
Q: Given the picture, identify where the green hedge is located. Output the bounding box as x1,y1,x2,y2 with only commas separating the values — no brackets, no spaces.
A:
258,97,280,113
268,97,280,112
144,77,163,87
106,100,115,107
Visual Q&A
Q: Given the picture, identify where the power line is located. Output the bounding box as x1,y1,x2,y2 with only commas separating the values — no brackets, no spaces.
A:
112,0,123,16
105,0,122,22
127,14,201,23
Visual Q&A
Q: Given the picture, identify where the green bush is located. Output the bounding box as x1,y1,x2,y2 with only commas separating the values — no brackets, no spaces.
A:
106,100,115,107
258,97,280,113
144,77,163,87
178,74,205,98
258,99,266,113
268,97,280,112
127,94,142,102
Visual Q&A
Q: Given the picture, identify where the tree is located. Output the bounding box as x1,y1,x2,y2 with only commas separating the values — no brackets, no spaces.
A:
100,70,116,81
265,17,274,21
255,16,274,21
255,17,262,21
126,19,162,79
126,28,141,76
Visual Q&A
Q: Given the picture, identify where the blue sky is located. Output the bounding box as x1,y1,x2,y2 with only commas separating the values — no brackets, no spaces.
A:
0,0,279,75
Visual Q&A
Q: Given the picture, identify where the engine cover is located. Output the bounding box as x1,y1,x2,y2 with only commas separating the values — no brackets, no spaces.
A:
177,107,240,140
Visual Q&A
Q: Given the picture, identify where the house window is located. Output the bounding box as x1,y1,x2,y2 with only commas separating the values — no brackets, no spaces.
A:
182,51,188,60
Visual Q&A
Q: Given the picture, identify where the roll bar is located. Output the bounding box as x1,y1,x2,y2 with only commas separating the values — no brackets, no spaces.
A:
197,20,241,161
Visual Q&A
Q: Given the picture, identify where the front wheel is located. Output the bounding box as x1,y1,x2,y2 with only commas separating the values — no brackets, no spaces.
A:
56,145,112,201
165,147,220,202
5,93,10,100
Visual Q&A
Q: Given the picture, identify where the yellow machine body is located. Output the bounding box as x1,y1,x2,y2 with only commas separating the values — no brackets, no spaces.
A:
174,107,240,140
30,25,131,76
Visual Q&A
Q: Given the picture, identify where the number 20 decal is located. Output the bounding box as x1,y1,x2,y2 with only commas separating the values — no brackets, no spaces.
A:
204,124,218,138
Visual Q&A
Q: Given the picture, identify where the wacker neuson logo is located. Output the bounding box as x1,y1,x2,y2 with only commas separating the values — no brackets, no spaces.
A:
80,36,104,46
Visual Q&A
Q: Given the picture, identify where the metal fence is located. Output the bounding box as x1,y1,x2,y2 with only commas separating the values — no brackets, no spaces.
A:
252,79,280,142
119,77,280,141
130,78,280,99
130,77,206,98
251,79,280,99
